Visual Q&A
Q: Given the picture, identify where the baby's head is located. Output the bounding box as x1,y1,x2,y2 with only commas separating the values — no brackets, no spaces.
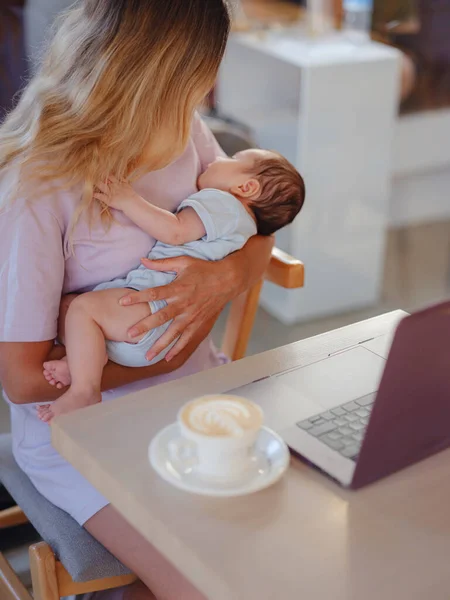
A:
198,149,305,235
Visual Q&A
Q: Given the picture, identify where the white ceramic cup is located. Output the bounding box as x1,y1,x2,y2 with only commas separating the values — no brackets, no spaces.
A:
170,395,264,481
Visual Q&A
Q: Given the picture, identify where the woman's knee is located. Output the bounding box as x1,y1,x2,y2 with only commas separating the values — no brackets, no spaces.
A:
84,506,206,600
84,582,154,600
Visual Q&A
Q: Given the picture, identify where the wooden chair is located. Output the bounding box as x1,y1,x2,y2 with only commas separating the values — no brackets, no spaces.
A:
0,247,304,600
222,247,304,360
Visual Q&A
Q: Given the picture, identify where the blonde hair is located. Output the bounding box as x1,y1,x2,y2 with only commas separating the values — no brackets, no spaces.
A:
0,0,230,230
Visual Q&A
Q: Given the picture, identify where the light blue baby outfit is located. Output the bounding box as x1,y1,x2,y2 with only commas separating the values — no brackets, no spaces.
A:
94,189,257,367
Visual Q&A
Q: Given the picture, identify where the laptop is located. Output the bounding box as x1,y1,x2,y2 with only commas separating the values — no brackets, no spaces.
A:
230,301,450,489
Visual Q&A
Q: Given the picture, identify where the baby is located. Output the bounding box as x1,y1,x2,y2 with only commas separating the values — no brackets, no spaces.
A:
37,149,305,422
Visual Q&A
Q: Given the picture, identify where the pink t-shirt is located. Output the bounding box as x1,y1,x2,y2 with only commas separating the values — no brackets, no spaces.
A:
0,114,227,399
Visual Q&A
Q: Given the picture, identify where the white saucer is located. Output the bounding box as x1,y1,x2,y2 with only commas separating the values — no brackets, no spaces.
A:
149,424,290,497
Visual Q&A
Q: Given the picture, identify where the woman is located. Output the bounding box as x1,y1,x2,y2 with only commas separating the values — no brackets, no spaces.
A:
0,1,273,598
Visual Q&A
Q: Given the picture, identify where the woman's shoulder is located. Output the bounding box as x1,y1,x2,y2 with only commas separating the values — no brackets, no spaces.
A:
191,111,220,145
0,176,81,231
190,112,225,170
191,111,206,134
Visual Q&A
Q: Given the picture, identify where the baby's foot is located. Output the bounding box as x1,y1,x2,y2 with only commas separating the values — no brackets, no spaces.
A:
37,387,101,423
43,357,71,389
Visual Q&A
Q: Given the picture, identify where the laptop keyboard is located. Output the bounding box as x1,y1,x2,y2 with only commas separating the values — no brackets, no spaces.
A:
296,393,376,461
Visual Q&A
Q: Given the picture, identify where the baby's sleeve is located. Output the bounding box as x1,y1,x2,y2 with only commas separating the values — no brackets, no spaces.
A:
178,190,247,243
0,201,65,342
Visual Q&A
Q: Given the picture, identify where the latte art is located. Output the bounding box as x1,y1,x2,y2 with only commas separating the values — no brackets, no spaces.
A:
181,396,263,438
189,400,249,437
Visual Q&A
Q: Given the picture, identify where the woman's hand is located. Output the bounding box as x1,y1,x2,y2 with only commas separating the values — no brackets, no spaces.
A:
120,256,235,362
119,235,274,362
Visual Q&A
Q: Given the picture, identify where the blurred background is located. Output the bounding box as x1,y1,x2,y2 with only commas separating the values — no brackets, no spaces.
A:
212,0,450,353
1,0,450,585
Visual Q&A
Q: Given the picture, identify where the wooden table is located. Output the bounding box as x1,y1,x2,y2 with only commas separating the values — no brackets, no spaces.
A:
52,311,450,600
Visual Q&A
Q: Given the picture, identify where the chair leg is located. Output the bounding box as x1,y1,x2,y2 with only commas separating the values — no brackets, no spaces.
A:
29,542,59,600
29,541,138,598
0,553,33,600
0,506,29,529
222,279,263,361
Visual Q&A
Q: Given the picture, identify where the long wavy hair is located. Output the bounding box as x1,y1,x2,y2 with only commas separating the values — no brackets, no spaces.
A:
0,0,230,230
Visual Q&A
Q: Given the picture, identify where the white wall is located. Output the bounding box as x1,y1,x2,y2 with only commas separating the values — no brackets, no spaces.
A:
390,110,450,227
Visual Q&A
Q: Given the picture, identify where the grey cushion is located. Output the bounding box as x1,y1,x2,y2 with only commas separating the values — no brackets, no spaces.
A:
205,116,254,156
0,433,131,582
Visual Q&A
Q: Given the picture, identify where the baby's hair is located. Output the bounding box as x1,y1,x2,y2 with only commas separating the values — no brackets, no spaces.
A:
249,152,305,236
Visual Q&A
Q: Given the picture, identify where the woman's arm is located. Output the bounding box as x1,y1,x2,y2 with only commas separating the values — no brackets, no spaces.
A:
95,178,206,245
0,342,65,403
119,233,274,362
0,314,216,404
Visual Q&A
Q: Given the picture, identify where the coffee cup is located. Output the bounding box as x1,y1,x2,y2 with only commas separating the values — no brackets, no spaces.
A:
170,395,264,481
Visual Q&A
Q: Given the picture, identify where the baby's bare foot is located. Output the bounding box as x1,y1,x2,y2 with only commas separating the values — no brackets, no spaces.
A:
36,404,53,423
43,357,71,389
36,388,101,423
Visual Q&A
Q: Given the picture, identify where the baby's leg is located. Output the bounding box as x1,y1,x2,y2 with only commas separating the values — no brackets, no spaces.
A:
38,289,151,422
43,293,79,388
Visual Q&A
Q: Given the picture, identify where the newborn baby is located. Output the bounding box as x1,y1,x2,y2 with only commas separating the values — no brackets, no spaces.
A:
38,149,305,421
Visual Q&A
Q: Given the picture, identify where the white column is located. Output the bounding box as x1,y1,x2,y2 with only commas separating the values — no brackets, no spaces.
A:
218,33,400,323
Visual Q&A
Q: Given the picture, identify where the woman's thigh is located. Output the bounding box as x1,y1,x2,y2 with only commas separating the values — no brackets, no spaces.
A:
84,505,206,600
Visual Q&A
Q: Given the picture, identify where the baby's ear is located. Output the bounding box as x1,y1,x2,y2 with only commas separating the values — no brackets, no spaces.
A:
231,178,261,199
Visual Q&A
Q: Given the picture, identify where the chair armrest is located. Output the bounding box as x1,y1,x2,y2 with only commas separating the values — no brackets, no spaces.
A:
265,248,305,289
222,248,304,361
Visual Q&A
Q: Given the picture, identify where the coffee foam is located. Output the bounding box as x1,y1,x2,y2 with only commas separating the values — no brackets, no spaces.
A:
181,396,262,438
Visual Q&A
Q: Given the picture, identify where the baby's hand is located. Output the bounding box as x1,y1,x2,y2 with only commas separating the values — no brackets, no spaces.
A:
93,175,139,211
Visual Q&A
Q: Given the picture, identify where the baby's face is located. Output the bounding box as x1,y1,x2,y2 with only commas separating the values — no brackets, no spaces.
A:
198,149,274,193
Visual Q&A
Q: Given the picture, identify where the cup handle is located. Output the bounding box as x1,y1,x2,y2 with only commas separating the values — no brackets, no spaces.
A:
169,438,199,469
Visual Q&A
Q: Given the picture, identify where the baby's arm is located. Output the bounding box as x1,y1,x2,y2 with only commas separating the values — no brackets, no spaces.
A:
94,177,206,245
